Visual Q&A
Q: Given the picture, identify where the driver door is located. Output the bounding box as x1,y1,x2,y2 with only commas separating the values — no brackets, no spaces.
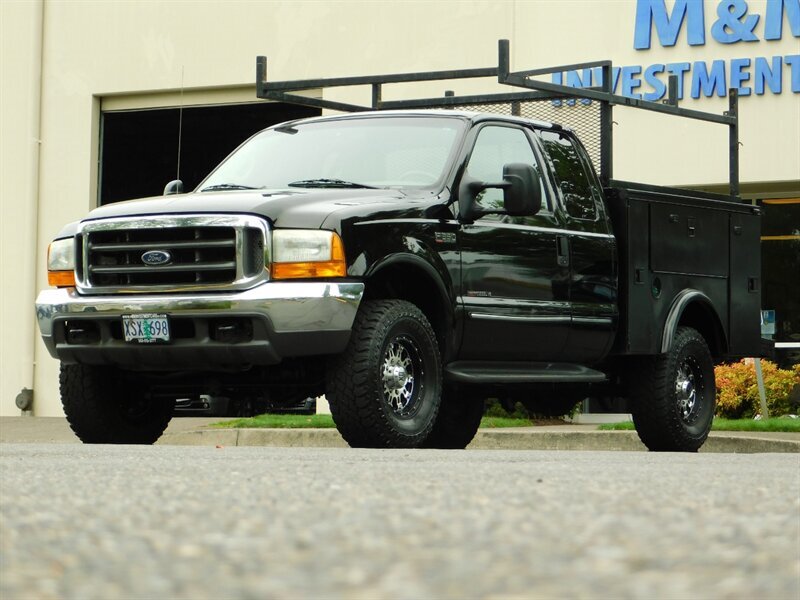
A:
458,123,570,361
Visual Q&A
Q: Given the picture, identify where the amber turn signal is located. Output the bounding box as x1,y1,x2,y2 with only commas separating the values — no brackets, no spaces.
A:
271,260,347,279
48,270,76,287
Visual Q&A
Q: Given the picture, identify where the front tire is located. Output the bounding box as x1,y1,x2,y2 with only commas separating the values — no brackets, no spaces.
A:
630,327,716,452
326,300,442,448
60,364,174,444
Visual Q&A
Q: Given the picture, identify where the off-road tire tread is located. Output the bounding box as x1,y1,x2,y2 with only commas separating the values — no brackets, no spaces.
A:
630,326,715,452
326,300,441,448
60,364,173,444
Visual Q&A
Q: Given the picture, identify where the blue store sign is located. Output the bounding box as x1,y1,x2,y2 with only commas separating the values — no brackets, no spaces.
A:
554,0,799,101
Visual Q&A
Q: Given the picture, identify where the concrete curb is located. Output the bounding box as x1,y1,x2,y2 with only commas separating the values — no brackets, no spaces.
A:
158,428,348,448
2,418,796,452
701,435,800,454
158,427,800,453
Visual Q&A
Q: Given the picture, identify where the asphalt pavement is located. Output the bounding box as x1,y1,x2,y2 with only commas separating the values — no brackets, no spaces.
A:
1,444,798,599
1,416,798,453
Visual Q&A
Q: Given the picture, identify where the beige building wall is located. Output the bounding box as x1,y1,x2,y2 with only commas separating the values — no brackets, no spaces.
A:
1,0,45,416
2,0,798,416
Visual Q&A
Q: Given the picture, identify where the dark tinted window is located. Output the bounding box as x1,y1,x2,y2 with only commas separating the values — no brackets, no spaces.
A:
467,125,546,213
539,130,597,220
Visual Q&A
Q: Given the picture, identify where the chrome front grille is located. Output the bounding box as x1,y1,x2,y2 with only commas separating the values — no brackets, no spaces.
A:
76,215,270,294
87,226,237,286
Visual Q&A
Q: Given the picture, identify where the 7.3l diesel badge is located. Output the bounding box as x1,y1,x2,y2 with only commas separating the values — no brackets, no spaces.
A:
141,250,172,266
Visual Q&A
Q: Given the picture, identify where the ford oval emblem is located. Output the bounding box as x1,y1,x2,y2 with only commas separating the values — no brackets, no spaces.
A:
141,250,172,266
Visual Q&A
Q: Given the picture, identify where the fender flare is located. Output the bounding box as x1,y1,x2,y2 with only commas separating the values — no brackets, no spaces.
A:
366,253,457,355
366,253,453,317
660,289,725,354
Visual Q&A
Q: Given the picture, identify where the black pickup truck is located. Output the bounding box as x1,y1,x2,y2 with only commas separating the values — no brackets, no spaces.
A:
35,47,761,452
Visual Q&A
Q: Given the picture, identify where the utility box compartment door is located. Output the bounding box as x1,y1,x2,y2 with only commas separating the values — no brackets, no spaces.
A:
625,199,655,353
728,212,761,355
650,204,729,277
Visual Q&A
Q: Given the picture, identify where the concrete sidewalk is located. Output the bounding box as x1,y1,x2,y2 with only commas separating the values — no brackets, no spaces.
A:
1,416,798,453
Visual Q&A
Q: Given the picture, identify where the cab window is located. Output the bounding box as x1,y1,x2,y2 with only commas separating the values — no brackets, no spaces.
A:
466,125,547,214
538,130,598,221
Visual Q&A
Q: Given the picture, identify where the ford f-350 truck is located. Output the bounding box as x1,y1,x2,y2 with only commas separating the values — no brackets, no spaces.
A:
35,43,761,451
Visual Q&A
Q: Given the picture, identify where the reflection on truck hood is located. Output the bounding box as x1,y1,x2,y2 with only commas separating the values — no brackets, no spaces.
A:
83,188,429,229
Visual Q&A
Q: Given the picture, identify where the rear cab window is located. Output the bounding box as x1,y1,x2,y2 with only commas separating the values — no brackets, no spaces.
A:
537,129,603,222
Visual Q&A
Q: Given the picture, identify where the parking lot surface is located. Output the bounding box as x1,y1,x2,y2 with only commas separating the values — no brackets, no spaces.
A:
2,444,798,599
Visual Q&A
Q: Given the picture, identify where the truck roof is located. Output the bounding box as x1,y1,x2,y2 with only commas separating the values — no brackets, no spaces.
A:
268,109,564,135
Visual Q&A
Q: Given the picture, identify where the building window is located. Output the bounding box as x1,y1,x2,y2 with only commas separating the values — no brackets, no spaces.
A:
759,198,800,366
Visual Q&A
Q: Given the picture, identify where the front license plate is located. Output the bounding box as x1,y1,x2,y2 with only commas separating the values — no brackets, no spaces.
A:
122,314,170,344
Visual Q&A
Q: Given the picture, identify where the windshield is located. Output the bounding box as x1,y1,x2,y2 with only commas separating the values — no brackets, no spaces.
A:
199,115,466,191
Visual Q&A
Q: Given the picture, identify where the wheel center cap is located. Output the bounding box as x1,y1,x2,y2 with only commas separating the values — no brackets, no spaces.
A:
386,365,408,389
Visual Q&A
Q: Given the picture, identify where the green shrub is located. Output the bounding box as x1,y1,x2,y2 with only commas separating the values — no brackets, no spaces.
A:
484,398,530,419
714,360,800,418
484,398,581,420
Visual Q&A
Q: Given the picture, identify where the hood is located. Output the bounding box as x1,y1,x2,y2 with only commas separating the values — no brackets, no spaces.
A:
83,187,432,229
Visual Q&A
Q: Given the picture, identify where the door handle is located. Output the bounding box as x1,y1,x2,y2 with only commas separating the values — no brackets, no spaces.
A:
556,235,570,267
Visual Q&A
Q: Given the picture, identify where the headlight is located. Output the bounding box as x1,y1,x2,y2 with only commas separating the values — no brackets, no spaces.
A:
271,230,346,279
47,238,76,287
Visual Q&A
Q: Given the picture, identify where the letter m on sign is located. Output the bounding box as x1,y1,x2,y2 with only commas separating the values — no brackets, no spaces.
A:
634,0,706,49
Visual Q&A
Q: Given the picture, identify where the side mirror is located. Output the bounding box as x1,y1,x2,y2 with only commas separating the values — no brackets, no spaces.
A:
163,179,184,195
457,163,542,222
457,173,483,222
502,163,542,216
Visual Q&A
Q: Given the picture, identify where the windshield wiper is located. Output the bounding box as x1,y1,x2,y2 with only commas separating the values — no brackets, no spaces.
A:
288,178,376,189
201,183,260,192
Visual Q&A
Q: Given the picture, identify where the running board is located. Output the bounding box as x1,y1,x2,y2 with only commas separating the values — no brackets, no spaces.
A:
444,361,608,384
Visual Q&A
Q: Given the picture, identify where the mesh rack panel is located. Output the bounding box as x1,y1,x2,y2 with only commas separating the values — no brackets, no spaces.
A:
427,98,603,172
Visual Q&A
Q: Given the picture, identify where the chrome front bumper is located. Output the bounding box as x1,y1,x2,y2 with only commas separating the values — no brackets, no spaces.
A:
35,281,364,368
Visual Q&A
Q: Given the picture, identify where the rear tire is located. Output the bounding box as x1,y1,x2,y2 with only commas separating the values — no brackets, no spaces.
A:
630,327,716,452
423,387,484,449
326,300,442,448
60,364,174,444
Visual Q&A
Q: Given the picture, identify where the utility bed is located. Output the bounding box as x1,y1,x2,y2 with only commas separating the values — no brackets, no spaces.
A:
606,181,760,358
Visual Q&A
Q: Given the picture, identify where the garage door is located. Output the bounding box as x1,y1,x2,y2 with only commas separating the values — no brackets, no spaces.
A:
99,101,319,205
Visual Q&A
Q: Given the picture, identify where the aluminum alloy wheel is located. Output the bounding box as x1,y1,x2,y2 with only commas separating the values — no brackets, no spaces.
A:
675,358,701,424
381,335,423,416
